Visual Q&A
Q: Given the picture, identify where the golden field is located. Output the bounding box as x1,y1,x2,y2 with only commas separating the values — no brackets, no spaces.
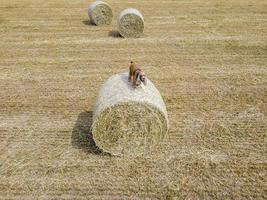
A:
0,0,266,199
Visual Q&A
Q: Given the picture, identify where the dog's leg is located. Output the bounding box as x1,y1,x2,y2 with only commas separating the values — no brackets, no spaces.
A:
128,70,133,82
143,78,147,86
133,77,137,87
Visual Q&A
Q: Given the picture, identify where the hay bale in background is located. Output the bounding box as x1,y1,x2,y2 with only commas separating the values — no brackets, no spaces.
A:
118,8,144,38
88,1,113,26
92,73,168,156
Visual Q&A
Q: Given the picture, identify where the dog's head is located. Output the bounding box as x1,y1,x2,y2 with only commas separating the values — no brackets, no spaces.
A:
138,71,147,86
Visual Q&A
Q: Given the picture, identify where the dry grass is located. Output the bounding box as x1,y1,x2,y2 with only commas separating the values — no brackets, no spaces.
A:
0,0,266,199
118,8,144,38
92,73,168,156
88,1,113,26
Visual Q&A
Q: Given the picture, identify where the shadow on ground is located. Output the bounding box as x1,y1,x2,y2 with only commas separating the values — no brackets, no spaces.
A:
108,30,122,38
82,19,95,26
71,111,111,156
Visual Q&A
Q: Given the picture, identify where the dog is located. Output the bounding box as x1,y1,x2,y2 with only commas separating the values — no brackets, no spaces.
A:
128,61,147,88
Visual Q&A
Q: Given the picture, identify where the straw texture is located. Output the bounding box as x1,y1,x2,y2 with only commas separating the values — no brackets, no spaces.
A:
92,73,168,156
118,8,144,38
88,1,113,25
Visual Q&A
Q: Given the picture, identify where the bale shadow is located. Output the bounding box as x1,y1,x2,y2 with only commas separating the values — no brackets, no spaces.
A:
71,111,111,156
82,19,95,26
108,30,122,38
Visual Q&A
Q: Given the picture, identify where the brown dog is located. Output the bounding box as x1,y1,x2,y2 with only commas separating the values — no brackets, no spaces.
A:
128,61,147,88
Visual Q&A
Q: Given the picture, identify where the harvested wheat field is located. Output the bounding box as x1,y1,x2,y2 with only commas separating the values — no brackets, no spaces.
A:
0,0,266,199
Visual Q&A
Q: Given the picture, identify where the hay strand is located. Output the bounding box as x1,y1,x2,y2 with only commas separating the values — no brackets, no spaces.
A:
118,8,144,38
88,1,113,26
92,73,168,156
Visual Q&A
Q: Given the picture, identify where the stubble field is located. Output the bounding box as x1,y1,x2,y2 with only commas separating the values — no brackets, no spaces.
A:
0,0,266,199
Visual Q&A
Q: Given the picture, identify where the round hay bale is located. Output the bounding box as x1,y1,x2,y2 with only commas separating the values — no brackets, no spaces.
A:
92,73,168,156
118,8,144,38
88,1,113,26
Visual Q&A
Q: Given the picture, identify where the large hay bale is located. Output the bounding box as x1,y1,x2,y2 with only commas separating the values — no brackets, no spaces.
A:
88,1,113,26
92,73,168,156
118,8,144,38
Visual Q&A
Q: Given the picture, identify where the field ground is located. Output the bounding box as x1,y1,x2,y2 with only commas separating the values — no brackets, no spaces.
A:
0,0,266,199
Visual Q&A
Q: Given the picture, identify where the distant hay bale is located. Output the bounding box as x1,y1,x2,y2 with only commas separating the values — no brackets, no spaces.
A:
92,73,168,156
88,1,113,25
118,8,144,38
